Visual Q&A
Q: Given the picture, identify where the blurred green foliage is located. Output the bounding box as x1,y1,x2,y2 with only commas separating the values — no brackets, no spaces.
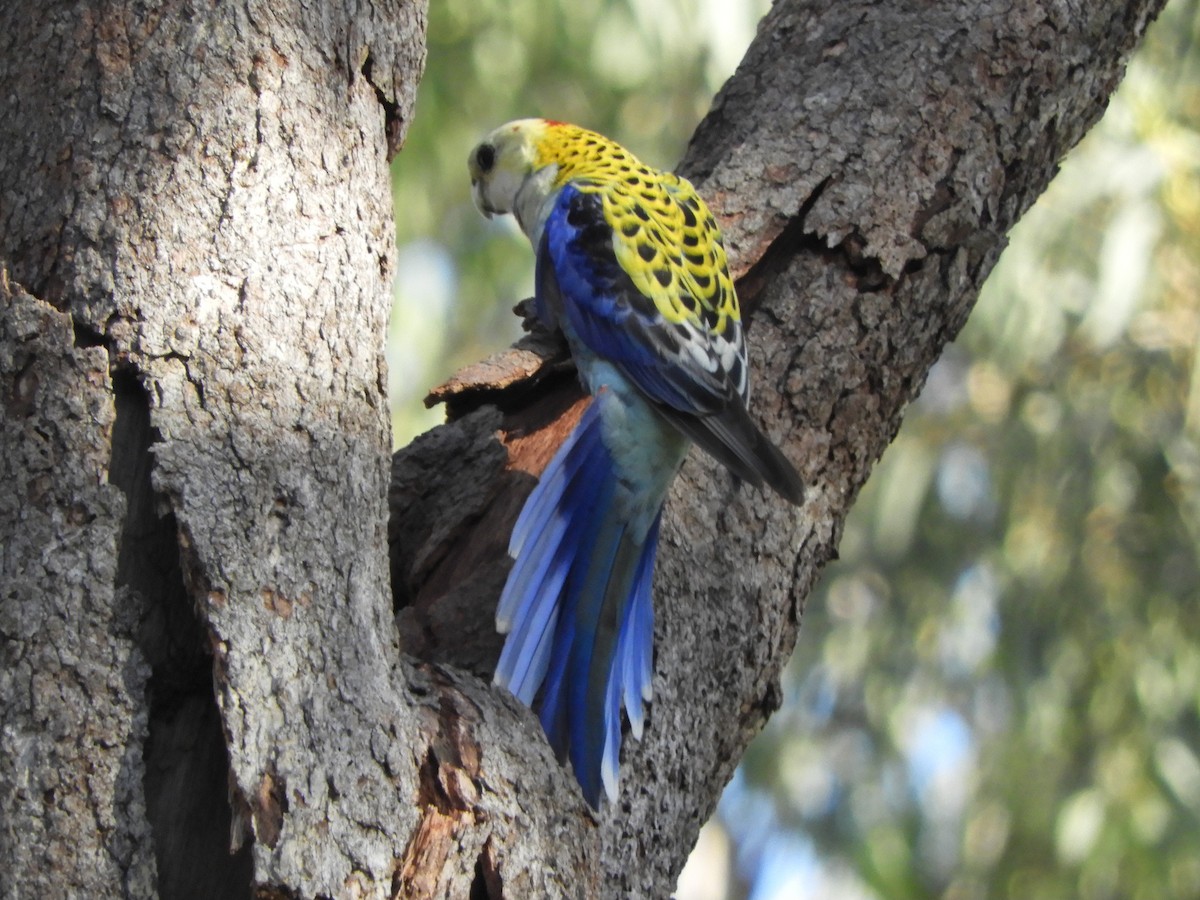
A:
388,1,1200,897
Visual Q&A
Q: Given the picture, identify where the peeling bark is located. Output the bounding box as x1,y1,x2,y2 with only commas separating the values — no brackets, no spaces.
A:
0,1,1164,898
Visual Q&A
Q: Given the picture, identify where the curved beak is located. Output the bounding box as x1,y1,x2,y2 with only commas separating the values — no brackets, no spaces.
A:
471,180,495,219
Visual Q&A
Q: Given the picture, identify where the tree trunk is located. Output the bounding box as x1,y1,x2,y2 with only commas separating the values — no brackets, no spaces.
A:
0,2,1163,900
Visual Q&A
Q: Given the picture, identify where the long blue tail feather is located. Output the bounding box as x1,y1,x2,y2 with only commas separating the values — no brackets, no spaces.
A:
537,469,617,756
619,513,659,740
497,416,601,629
500,472,591,671
572,527,641,805
496,422,609,701
493,399,670,808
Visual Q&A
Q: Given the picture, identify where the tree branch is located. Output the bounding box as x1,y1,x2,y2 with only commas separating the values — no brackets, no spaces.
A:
0,0,1165,897
392,0,1166,895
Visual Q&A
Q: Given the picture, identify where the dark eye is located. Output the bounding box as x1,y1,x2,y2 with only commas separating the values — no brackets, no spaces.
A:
476,143,495,173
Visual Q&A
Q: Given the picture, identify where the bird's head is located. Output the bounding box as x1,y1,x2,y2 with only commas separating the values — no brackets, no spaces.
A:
469,118,611,243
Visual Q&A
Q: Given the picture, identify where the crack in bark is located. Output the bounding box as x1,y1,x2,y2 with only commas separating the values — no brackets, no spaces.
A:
108,368,254,900
736,175,835,315
72,317,108,349
470,837,504,900
361,51,405,160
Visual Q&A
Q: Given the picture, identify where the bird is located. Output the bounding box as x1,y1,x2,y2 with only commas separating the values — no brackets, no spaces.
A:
468,118,804,808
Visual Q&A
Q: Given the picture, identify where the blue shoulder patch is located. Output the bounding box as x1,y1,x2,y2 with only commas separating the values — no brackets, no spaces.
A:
538,186,733,415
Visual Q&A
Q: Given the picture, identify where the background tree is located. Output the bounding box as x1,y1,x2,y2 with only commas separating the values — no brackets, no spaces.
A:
0,2,1173,900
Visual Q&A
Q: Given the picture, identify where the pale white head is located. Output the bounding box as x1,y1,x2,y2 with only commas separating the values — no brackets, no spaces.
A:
467,118,560,244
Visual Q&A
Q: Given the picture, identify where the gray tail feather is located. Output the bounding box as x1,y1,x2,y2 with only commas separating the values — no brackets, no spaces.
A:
657,399,805,504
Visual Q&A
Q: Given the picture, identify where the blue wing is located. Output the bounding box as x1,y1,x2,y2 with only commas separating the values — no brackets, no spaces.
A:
538,186,804,503
537,186,737,415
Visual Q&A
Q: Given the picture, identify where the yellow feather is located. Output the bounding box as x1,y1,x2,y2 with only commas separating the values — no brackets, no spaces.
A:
533,122,739,334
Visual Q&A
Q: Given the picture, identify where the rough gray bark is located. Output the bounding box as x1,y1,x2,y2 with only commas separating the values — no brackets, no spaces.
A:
0,2,1163,900
2,3,589,899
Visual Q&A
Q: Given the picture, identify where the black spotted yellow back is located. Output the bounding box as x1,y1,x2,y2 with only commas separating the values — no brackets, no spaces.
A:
529,122,803,503
533,122,748,403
